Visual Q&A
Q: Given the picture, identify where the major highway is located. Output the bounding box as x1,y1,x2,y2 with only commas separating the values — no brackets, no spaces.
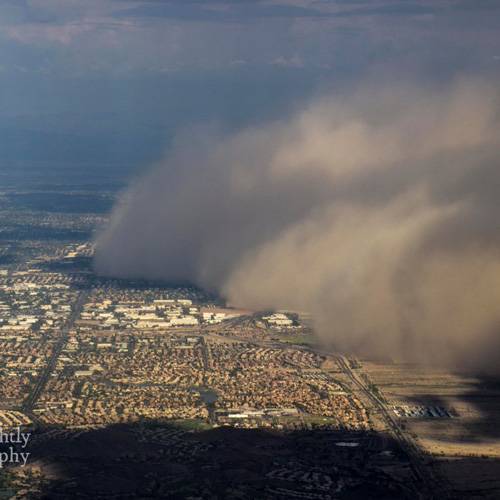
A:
333,354,449,499
22,291,88,417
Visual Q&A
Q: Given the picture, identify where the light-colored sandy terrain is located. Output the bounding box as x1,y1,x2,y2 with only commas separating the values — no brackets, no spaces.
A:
360,359,500,497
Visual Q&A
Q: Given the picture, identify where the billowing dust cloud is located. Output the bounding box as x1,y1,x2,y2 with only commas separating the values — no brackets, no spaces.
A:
94,77,500,372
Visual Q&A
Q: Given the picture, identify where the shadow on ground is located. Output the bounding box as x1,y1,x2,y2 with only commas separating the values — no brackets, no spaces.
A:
407,374,500,443
15,421,422,499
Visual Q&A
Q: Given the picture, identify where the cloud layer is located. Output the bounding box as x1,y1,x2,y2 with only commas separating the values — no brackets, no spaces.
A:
94,77,500,372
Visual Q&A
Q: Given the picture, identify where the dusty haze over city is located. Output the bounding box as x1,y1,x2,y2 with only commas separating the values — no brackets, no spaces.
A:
95,76,500,373
2,1,500,498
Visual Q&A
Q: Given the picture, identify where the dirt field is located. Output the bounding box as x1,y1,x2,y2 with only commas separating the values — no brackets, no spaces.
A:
360,359,500,497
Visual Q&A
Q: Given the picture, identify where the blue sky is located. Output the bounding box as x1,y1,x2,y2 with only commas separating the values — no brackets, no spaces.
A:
1,0,499,172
